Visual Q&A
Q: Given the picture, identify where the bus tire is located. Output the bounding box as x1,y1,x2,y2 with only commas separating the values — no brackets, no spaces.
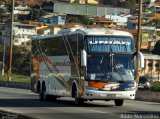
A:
114,99,124,106
74,89,84,105
39,83,47,101
50,95,57,101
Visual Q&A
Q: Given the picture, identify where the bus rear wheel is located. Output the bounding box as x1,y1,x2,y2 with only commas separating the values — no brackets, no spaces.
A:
39,83,48,101
50,95,57,101
114,99,124,106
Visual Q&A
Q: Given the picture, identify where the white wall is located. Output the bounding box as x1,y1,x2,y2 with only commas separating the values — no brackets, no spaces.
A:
13,25,37,46
105,14,129,23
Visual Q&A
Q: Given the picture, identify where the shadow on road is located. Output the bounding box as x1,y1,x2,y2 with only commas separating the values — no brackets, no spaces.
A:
0,98,114,108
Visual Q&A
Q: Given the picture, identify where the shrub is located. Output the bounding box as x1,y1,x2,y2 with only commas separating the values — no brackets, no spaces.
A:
150,81,160,92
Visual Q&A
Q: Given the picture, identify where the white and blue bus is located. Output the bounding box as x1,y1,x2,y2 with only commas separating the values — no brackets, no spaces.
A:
31,27,144,106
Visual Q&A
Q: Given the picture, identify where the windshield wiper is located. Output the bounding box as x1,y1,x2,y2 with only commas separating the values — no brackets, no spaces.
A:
113,66,125,82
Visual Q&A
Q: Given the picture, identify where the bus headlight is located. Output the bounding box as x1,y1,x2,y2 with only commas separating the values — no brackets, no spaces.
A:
125,87,136,91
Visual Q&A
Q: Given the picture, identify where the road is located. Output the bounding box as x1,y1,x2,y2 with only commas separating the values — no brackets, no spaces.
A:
0,87,160,119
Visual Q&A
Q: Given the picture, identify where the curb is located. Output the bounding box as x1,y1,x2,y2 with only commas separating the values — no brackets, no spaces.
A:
0,109,36,119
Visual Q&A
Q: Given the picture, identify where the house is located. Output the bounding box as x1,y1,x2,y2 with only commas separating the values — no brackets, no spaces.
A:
14,5,31,15
13,22,37,48
140,53,160,80
37,26,51,35
105,14,131,29
93,17,117,28
0,22,37,49
38,14,66,25
29,21,62,35
29,21,45,27
70,0,98,4
154,5,160,14
48,25,62,34
15,0,43,6
128,16,156,31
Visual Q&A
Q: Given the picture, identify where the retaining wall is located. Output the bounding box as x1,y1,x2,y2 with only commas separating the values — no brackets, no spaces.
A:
135,91,160,103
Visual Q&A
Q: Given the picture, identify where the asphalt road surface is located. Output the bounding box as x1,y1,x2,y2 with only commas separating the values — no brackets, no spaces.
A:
0,87,160,119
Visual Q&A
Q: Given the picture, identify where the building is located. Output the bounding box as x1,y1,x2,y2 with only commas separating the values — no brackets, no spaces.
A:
140,53,160,80
93,17,116,28
29,21,45,27
105,14,131,28
39,14,66,25
37,26,51,35
15,0,43,6
154,5,160,13
0,22,37,50
128,16,156,30
70,0,98,4
48,25,62,34
54,2,130,17
29,21,62,35
13,22,37,48
14,5,31,15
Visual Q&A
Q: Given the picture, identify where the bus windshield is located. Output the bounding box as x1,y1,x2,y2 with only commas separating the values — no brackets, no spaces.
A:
87,53,135,82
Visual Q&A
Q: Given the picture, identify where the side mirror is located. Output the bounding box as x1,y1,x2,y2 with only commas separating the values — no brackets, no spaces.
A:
81,49,87,67
138,52,144,68
133,52,144,68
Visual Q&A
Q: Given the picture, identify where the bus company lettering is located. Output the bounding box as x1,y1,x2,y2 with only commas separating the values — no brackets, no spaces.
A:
89,41,131,45
53,60,70,66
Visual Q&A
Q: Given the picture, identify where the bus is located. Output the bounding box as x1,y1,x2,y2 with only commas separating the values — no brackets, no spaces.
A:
31,27,144,106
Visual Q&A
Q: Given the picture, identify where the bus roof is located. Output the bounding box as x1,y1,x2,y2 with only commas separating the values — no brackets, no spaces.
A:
58,27,133,37
32,27,133,40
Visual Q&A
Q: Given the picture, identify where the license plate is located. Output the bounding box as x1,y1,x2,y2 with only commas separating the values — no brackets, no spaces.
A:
106,94,116,98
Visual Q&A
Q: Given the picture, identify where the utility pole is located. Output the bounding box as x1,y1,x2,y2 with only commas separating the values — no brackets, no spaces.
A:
2,30,6,77
158,62,160,81
8,0,14,81
135,0,142,83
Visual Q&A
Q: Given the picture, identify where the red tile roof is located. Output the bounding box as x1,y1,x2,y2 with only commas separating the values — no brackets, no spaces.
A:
15,0,43,6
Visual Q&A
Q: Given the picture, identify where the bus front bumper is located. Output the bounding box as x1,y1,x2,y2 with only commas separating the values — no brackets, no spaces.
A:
83,89,136,100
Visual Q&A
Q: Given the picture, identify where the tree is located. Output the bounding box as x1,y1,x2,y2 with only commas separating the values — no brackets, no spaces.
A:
152,40,160,55
67,15,91,25
152,40,160,81
80,16,91,25
131,0,137,14
0,44,30,76
102,0,111,5
31,8,48,21
112,0,118,6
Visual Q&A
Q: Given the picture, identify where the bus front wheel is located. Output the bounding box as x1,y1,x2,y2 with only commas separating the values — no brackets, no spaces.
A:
74,89,84,105
114,99,124,106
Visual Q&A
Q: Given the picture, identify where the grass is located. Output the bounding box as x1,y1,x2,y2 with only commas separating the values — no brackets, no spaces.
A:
0,73,30,83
